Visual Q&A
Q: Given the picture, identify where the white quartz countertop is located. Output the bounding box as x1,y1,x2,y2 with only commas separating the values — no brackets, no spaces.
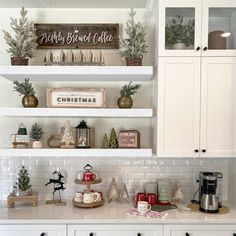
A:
0,201,236,224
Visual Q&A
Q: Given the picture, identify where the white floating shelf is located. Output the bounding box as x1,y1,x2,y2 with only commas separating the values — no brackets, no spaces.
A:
0,66,153,81
0,108,153,118
0,148,152,157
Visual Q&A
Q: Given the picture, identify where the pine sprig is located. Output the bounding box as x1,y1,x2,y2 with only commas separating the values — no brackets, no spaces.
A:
13,78,36,96
3,7,37,58
120,9,148,58
30,123,43,141
120,81,141,97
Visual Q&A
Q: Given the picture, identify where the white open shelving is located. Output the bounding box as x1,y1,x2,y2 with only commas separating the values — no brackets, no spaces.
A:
0,66,153,81
0,148,152,157
0,107,153,118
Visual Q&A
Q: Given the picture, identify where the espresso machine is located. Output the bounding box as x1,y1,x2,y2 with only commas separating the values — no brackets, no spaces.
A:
199,172,223,213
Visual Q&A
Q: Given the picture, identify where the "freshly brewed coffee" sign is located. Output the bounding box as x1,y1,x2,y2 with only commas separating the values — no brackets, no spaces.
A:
35,24,119,49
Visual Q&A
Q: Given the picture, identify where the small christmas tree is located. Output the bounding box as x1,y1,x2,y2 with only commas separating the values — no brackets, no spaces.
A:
13,166,32,194
109,128,118,148
101,133,109,148
60,121,75,148
108,177,119,203
30,123,43,141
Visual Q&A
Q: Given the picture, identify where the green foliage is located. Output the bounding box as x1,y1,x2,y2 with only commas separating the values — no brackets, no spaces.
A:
30,123,43,141
101,133,109,148
13,78,36,96
120,81,141,97
14,166,31,191
3,7,37,58
120,9,148,59
165,15,194,47
109,128,118,148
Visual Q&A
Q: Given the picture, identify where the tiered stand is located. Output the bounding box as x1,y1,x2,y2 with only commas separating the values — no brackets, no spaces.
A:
72,178,104,208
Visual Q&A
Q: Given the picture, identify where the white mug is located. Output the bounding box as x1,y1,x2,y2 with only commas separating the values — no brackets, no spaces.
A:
137,201,151,214
83,192,100,204
76,171,84,180
74,192,83,203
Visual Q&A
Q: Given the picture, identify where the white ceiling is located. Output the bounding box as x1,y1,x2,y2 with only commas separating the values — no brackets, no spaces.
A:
0,0,151,9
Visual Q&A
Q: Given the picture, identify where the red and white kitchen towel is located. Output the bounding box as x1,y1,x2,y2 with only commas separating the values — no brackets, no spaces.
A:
127,208,168,218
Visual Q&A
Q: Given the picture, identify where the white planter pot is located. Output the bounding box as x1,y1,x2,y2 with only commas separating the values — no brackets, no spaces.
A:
172,42,186,50
32,140,42,149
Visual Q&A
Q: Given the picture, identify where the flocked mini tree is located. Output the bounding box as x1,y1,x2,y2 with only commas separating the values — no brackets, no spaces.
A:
60,120,75,148
3,7,38,60
109,128,118,148
13,166,32,194
30,123,43,141
120,8,148,60
101,133,109,148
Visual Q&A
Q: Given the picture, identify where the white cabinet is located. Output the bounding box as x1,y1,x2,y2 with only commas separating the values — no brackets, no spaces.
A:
157,57,236,157
158,0,236,56
0,225,66,236
164,225,236,236
68,225,162,236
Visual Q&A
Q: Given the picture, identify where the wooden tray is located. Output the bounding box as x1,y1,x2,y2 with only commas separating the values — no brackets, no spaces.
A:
75,178,102,185
72,198,104,208
187,202,229,215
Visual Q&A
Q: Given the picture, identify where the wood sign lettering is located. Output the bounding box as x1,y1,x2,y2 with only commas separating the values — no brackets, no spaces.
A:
35,24,119,49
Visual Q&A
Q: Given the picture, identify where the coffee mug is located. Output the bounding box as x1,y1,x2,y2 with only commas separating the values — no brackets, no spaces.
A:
83,172,96,181
76,171,84,180
83,192,100,204
147,193,157,206
74,192,83,203
136,192,146,202
137,201,151,214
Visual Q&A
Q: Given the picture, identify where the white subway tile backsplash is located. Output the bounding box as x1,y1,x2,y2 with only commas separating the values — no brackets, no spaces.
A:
0,156,229,203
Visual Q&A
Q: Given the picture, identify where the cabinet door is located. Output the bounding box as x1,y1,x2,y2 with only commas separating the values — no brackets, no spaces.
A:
68,225,162,236
157,57,201,157
164,224,236,236
202,0,236,56
158,0,202,57
0,225,66,236
200,57,236,157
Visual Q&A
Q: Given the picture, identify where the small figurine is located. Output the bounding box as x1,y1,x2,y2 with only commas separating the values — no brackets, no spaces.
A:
45,171,66,205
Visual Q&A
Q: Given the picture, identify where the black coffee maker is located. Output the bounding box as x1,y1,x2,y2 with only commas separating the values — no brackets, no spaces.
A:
199,172,223,213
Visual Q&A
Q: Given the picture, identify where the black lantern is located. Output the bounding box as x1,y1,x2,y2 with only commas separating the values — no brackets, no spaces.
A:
76,120,90,148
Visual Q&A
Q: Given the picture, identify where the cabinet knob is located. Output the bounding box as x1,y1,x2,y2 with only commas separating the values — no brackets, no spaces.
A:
40,233,46,236
202,149,206,153
203,47,208,51
194,149,199,153
137,233,141,236
185,233,190,236
233,234,236,236
196,47,200,51
89,233,94,236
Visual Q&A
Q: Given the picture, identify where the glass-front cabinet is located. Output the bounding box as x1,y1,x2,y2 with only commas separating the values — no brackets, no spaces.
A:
202,0,236,56
158,0,236,56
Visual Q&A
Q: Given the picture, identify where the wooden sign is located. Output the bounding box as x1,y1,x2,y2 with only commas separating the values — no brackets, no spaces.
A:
35,24,119,49
118,130,140,148
46,88,106,108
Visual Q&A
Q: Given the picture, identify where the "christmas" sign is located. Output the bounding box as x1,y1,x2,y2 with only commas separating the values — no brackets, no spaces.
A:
35,24,119,49
47,88,106,108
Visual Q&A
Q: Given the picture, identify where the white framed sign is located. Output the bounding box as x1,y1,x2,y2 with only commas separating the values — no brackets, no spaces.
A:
47,88,106,108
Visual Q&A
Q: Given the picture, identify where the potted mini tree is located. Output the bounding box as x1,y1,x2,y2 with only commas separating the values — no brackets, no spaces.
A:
13,166,32,196
120,9,148,66
13,78,38,107
117,81,141,108
3,7,37,65
30,123,44,148
165,15,195,49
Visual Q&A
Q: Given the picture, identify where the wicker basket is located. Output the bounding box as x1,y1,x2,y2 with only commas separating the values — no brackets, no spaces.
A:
11,57,29,65
125,57,142,66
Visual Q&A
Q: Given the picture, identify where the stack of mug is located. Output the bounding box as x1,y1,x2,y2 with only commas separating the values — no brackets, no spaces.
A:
74,191,103,204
